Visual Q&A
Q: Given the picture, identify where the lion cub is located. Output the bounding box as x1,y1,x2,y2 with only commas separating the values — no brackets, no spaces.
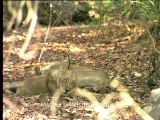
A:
7,62,69,96
16,75,51,96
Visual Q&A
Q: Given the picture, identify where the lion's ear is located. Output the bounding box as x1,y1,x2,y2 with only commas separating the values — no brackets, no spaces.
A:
35,66,40,74
30,63,42,75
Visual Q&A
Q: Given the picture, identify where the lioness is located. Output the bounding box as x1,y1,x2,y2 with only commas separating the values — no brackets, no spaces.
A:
46,65,78,93
35,62,63,76
7,62,110,96
38,62,111,92
61,64,110,92
49,67,112,118
7,75,52,96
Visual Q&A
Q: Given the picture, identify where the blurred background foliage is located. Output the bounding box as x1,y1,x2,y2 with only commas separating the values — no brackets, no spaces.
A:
3,0,160,29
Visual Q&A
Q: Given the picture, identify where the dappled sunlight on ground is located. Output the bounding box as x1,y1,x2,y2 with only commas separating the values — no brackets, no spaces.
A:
3,22,153,119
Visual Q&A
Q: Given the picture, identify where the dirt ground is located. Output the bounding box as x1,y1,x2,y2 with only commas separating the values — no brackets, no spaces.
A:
3,21,152,120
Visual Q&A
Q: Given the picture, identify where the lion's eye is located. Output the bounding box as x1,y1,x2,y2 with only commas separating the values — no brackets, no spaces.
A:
72,82,76,86
64,79,68,83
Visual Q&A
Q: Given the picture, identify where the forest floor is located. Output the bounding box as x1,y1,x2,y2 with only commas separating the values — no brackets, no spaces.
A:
3,20,154,120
